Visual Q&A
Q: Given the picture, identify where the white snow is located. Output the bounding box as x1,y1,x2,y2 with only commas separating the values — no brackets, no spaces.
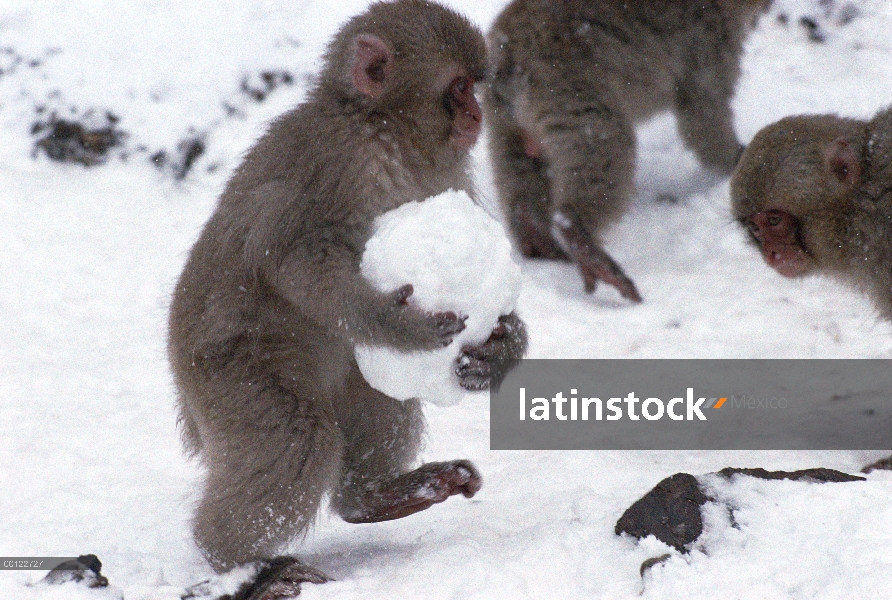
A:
2,1,892,599
355,189,521,406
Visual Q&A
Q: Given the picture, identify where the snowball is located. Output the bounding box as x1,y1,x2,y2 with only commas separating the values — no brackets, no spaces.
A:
355,189,522,406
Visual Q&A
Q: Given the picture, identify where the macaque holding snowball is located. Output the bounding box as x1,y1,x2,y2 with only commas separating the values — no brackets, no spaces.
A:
167,0,528,595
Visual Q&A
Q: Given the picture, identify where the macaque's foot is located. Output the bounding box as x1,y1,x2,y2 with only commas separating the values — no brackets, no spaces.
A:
456,313,527,391
511,196,641,301
572,243,642,302
553,209,642,302
340,460,481,524
224,557,330,600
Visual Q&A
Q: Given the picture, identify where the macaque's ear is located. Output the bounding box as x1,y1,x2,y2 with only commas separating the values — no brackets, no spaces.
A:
823,137,861,188
352,34,391,98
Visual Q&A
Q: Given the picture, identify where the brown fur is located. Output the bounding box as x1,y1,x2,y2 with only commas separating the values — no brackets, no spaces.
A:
485,0,770,299
168,0,526,578
731,107,892,320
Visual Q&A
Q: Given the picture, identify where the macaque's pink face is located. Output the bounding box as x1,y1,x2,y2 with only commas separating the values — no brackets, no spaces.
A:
446,75,481,149
744,209,811,277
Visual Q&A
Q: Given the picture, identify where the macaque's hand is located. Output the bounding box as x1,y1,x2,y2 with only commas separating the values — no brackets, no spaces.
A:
456,312,528,391
386,284,467,349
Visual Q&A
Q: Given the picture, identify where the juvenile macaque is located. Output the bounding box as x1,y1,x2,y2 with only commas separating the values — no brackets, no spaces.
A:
731,107,892,319
168,0,527,594
485,0,771,301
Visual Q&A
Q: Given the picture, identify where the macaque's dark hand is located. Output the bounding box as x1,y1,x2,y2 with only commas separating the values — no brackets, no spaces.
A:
456,345,492,391
553,209,642,302
456,312,528,391
388,284,467,349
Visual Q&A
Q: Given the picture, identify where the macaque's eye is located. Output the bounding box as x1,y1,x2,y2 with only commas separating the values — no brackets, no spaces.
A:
766,214,782,227
450,76,474,98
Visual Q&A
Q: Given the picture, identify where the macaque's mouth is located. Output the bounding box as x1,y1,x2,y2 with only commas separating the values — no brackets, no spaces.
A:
450,128,479,149
765,246,809,278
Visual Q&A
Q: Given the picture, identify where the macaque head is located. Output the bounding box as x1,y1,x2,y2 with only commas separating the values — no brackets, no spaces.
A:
321,0,486,150
731,115,866,278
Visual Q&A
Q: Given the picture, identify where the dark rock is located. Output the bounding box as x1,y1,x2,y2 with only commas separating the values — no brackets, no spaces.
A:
639,553,671,578
21,61,304,178
861,456,892,474
41,554,109,588
798,16,826,43
615,473,709,552
617,468,865,553
150,133,206,179
173,136,206,180
837,3,860,25
33,113,126,166
240,70,294,103
718,467,865,483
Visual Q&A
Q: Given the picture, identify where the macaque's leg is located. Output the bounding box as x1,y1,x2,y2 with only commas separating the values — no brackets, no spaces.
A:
192,372,344,572
488,100,567,260
332,367,481,524
529,76,642,302
674,74,745,175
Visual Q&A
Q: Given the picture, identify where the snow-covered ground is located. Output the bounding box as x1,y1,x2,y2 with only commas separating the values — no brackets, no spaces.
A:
2,1,892,598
